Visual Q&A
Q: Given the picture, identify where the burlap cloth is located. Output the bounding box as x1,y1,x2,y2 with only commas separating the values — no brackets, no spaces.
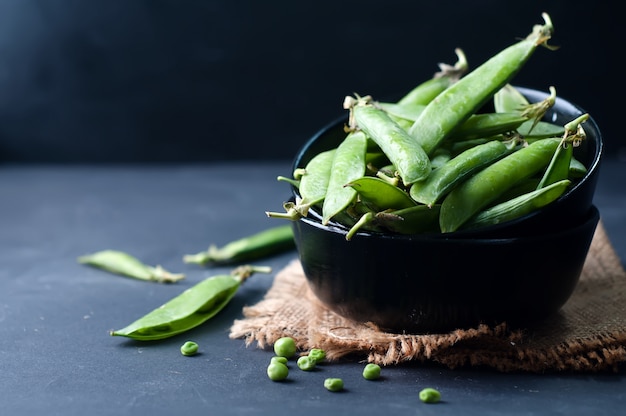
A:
230,222,626,372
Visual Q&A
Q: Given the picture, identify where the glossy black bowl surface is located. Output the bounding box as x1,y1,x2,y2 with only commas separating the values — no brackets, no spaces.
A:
292,87,603,238
293,205,599,333
290,87,603,333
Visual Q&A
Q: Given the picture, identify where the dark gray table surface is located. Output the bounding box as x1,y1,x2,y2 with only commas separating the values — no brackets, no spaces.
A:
1,157,625,416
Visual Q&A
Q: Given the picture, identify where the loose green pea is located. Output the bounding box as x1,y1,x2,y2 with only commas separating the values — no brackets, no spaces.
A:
270,356,288,365
297,355,317,371
267,362,289,381
362,363,381,380
274,336,297,358
324,378,344,392
419,387,441,403
180,341,199,356
308,348,326,364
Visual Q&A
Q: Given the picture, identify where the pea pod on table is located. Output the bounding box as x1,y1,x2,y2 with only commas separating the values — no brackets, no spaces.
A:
183,225,294,266
78,250,185,283
110,265,271,341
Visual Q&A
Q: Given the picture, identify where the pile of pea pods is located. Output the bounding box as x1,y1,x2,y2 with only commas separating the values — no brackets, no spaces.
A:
267,12,590,239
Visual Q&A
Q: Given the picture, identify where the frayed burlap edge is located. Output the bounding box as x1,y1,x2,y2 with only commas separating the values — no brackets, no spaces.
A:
230,222,626,372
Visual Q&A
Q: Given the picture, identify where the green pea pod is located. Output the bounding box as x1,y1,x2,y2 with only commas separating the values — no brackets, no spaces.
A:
430,147,452,170
110,265,271,340
375,204,441,234
519,121,565,139
322,131,368,225
569,157,588,178
449,112,528,141
346,176,416,211
377,102,425,122
440,137,561,232
536,113,588,189
396,48,468,106
410,139,519,207
266,149,335,220
536,138,573,189
297,148,336,206
183,225,294,266
494,83,528,113
348,97,431,185
494,84,564,138
462,179,571,229
408,13,554,155
78,250,185,283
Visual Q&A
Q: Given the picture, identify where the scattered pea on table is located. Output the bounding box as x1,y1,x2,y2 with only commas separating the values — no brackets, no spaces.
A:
273,337,297,358
297,355,317,371
180,341,199,356
267,362,289,382
324,378,344,392
362,363,381,380
419,387,441,403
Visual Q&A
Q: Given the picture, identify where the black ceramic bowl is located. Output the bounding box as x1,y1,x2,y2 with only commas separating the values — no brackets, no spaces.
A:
289,87,603,333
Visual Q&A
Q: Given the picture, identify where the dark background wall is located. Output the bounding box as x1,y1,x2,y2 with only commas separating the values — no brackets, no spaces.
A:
0,0,622,163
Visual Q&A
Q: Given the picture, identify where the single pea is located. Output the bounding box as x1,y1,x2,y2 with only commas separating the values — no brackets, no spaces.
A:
180,341,199,356
273,336,297,358
270,356,288,365
267,362,289,382
297,355,317,371
308,348,326,364
419,387,441,403
362,363,381,380
324,378,344,392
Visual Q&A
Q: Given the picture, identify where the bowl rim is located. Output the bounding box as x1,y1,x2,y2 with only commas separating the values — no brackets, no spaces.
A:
290,85,603,238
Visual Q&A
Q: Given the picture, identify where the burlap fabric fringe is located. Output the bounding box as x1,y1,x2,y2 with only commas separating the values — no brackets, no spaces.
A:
230,222,626,372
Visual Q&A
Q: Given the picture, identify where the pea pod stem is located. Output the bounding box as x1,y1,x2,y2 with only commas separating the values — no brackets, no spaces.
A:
77,250,185,283
408,13,554,155
183,225,294,266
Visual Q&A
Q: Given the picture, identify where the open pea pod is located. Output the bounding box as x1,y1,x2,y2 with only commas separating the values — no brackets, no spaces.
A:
110,265,271,341
346,176,416,211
